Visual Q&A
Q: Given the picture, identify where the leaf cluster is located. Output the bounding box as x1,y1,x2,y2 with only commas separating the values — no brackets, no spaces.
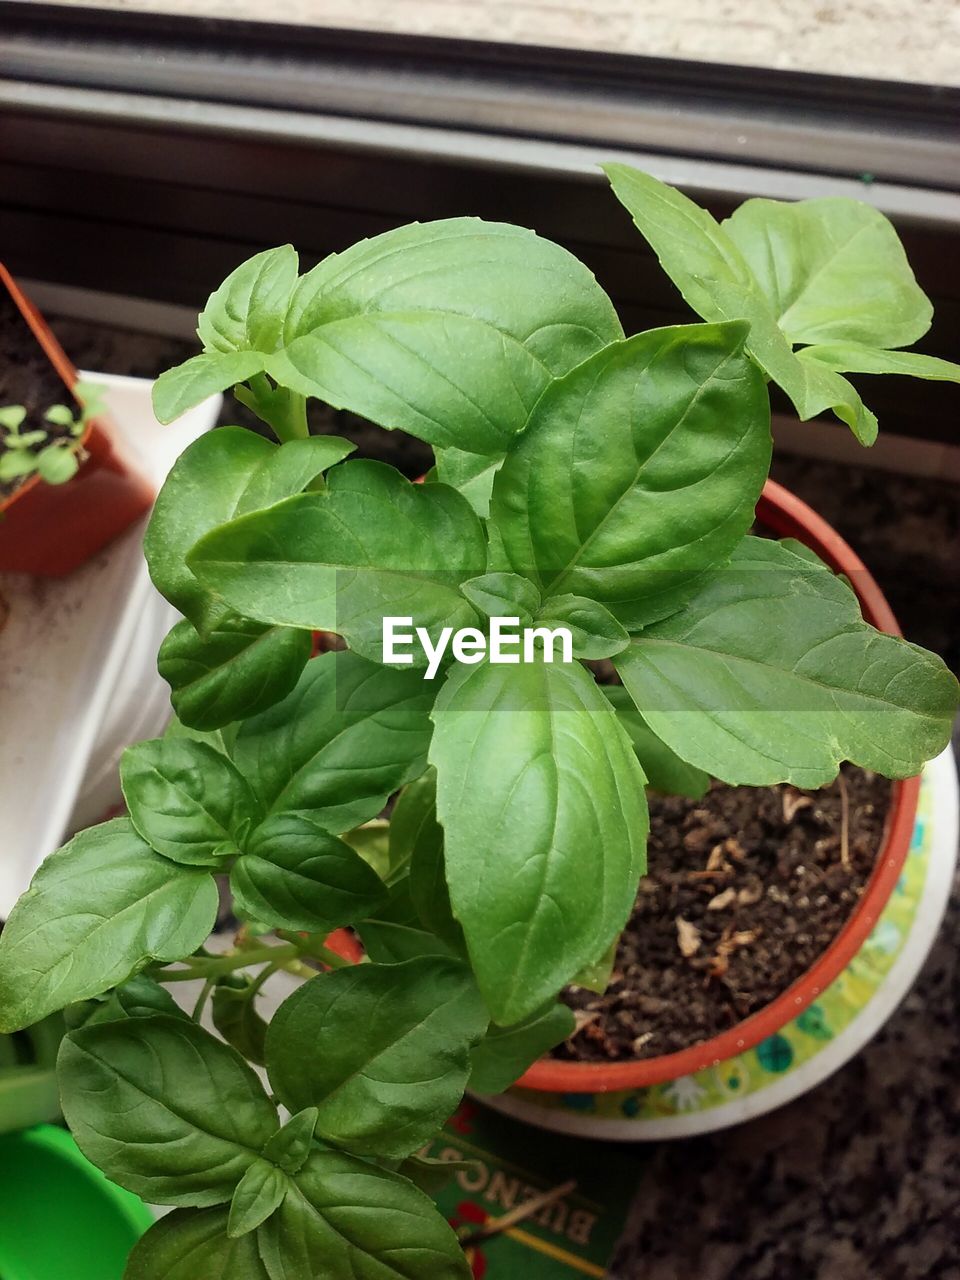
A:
0,401,86,485
0,172,957,1278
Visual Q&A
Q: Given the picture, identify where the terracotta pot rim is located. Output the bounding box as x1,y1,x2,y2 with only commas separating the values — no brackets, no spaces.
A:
0,261,99,516
519,477,920,1094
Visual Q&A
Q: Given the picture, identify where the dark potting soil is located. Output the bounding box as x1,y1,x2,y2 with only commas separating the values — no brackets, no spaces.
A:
0,289,77,499
554,764,891,1062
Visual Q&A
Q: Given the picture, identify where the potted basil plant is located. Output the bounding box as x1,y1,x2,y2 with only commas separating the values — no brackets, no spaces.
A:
0,168,957,1279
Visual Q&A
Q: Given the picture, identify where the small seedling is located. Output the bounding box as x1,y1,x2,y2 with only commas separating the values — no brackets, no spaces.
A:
0,383,104,488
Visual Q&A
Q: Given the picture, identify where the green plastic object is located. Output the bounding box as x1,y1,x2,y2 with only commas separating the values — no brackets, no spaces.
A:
0,1124,153,1280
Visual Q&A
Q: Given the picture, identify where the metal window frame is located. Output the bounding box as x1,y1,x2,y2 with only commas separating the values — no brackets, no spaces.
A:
1,2,958,195
0,2,957,443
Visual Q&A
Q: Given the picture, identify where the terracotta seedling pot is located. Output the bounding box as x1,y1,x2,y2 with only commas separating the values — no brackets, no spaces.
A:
0,265,154,576
518,478,920,1096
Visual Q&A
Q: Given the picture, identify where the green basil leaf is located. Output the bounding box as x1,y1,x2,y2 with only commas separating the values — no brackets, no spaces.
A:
614,536,959,787
152,352,269,426
187,461,486,662
402,776,464,952
429,659,648,1024
231,812,387,933
535,594,629,660
125,1207,272,1280
603,685,710,799
793,357,878,446
163,713,233,755
284,219,621,367
198,245,300,356
268,311,549,455
342,821,392,880
158,616,313,732
460,572,540,625
72,974,189,1029
604,163,755,312
121,738,262,864
152,247,301,424
469,1001,576,1094
259,1147,471,1279
233,379,306,438
570,937,618,994
434,447,505,517
0,820,217,1032
356,908,459,966
602,164,881,443
388,773,440,884
266,958,488,1159
491,324,770,629
261,1108,318,1175
723,197,931,348
603,163,799,379
146,428,352,637
233,435,356,513
228,650,436,834
144,427,276,632
212,976,269,1066
360,875,425,933
798,342,960,382
228,1161,288,1238
60,1015,278,1205
357,923,456,965
267,218,622,456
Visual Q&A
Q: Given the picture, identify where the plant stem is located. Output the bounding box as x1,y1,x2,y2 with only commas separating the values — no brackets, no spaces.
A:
155,929,353,989
837,769,851,871
191,979,214,1022
247,963,280,998
280,390,309,442
268,382,308,443
239,375,309,443
156,942,302,982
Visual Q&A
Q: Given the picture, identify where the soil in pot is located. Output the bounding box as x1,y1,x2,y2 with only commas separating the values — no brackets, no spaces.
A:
0,290,79,502
554,764,891,1062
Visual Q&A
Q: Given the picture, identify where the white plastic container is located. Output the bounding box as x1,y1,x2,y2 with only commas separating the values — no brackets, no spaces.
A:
0,373,219,916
